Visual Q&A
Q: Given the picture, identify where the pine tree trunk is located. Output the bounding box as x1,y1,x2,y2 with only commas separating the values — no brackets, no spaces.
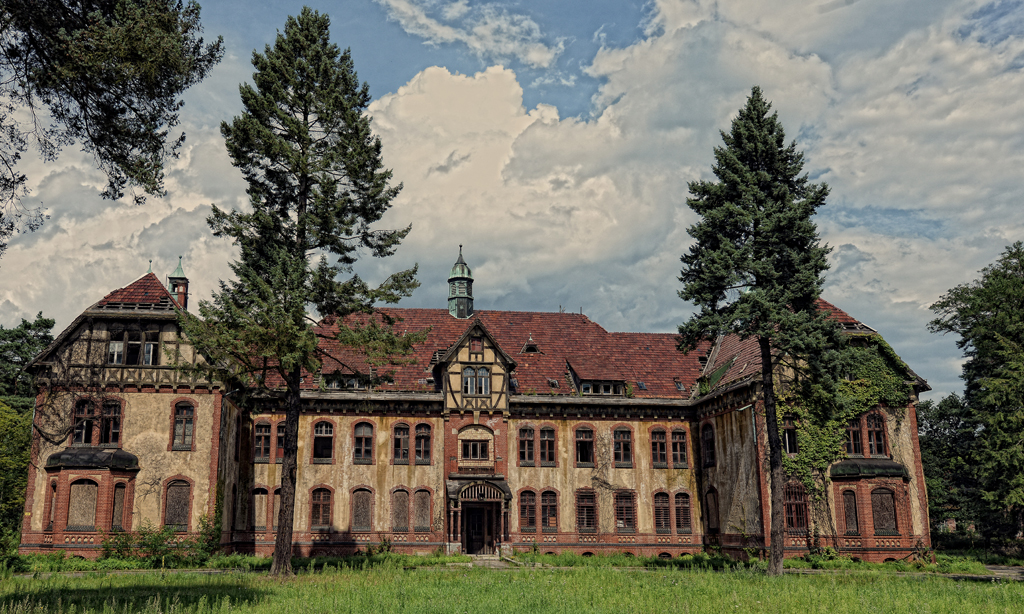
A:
759,336,786,577
270,367,301,576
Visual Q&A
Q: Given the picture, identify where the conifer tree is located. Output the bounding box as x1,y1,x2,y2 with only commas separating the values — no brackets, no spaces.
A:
678,87,843,576
180,8,419,576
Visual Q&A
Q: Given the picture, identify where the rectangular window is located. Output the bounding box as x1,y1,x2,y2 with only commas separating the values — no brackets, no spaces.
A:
353,423,373,464
312,422,333,462
143,341,158,366
470,336,483,353
520,492,536,532
671,431,688,468
73,401,94,445
462,440,489,460
125,332,142,365
276,424,285,462
415,425,431,464
540,428,556,466
519,428,534,466
614,492,635,533
576,491,596,532
100,401,120,446
614,430,632,467
576,429,594,467
173,404,194,450
846,420,862,456
108,340,124,365
783,417,799,454
651,431,667,466
254,423,271,461
541,491,557,531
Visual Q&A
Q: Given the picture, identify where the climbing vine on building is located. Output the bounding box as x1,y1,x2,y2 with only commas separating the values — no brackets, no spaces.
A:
778,335,913,503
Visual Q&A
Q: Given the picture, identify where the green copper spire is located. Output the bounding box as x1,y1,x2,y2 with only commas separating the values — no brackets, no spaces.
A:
171,255,185,278
448,246,474,319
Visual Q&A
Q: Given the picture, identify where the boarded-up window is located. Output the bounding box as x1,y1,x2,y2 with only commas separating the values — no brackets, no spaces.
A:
520,491,536,530
273,489,281,530
311,489,331,529
252,488,268,531
111,483,126,531
413,490,431,532
705,489,720,534
165,480,190,532
872,488,898,535
352,489,372,532
654,493,670,533
843,490,859,535
675,493,692,534
392,490,409,531
67,479,97,531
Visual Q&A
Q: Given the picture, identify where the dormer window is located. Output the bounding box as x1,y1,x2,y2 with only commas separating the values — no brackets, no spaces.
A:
581,383,592,394
601,384,612,395
674,381,685,392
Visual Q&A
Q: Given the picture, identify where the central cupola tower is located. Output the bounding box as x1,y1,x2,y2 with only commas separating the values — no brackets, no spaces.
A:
448,246,474,319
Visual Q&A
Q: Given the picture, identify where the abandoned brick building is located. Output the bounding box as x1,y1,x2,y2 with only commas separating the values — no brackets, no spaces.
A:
19,251,931,562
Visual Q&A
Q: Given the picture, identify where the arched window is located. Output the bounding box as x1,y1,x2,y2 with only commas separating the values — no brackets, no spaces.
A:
254,422,271,461
477,368,490,395
540,427,556,465
111,483,126,532
701,424,716,467
520,491,536,531
394,425,410,463
783,415,798,454
654,493,671,533
413,490,431,532
614,428,632,466
651,429,667,466
614,491,635,533
871,488,898,535
100,400,120,446
575,427,594,466
164,480,191,532
784,482,808,535
675,493,691,534
352,489,373,532
252,488,268,531
519,427,535,465
843,490,859,535
541,491,557,531
172,403,194,450
705,488,720,534
353,422,373,464
866,413,887,456
415,424,431,464
671,430,688,468
311,488,331,530
312,421,334,462
392,489,409,532
576,489,597,532
67,479,98,531
462,367,476,395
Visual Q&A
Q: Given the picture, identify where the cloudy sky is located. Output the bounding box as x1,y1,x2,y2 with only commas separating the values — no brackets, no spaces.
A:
3,0,1023,401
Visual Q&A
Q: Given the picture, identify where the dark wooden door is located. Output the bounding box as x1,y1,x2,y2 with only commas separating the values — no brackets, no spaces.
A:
464,505,495,554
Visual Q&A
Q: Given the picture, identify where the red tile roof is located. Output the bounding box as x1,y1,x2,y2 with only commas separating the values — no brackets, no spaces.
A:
313,309,707,399
96,273,179,308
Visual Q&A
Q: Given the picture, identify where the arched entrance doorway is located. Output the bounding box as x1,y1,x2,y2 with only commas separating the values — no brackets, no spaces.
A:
454,482,507,555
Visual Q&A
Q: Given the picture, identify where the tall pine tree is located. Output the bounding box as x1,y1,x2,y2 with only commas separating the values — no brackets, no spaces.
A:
180,8,420,576
678,87,843,576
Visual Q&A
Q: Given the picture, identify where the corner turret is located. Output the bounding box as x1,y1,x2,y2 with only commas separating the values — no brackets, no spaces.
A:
448,246,473,319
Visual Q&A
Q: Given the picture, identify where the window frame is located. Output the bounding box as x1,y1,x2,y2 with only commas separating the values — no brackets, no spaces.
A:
462,367,477,395
651,428,667,468
614,490,636,534
353,422,374,465
413,488,433,532
701,423,716,467
783,415,799,455
275,422,285,463
162,477,193,533
575,426,595,468
71,399,96,446
169,400,196,452
842,489,860,536
519,490,537,533
351,487,374,533
613,427,633,468
539,426,556,467
253,421,271,463
311,420,335,464
674,492,692,534
66,478,99,532
654,491,671,534
393,424,410,465
414,423,431,465
866,412,888,457
576,488,597,533
784,482,808,535
310,486,333,532
541,490,558,532
391,488,410,532
518,426,535,467
671,429,688,468
871,487,899,536
99,400,121,447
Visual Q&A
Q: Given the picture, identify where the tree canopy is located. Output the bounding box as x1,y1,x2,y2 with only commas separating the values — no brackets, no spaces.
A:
179,8,420,577
0,0,223,258
0,312,55,398
929,242,1024,535
678,86,843,575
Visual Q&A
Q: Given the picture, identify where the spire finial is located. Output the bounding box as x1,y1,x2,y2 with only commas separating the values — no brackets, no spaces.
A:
147,259,152,274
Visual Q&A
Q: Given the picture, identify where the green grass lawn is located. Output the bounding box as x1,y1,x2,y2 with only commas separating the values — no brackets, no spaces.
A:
2,565,1022,613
